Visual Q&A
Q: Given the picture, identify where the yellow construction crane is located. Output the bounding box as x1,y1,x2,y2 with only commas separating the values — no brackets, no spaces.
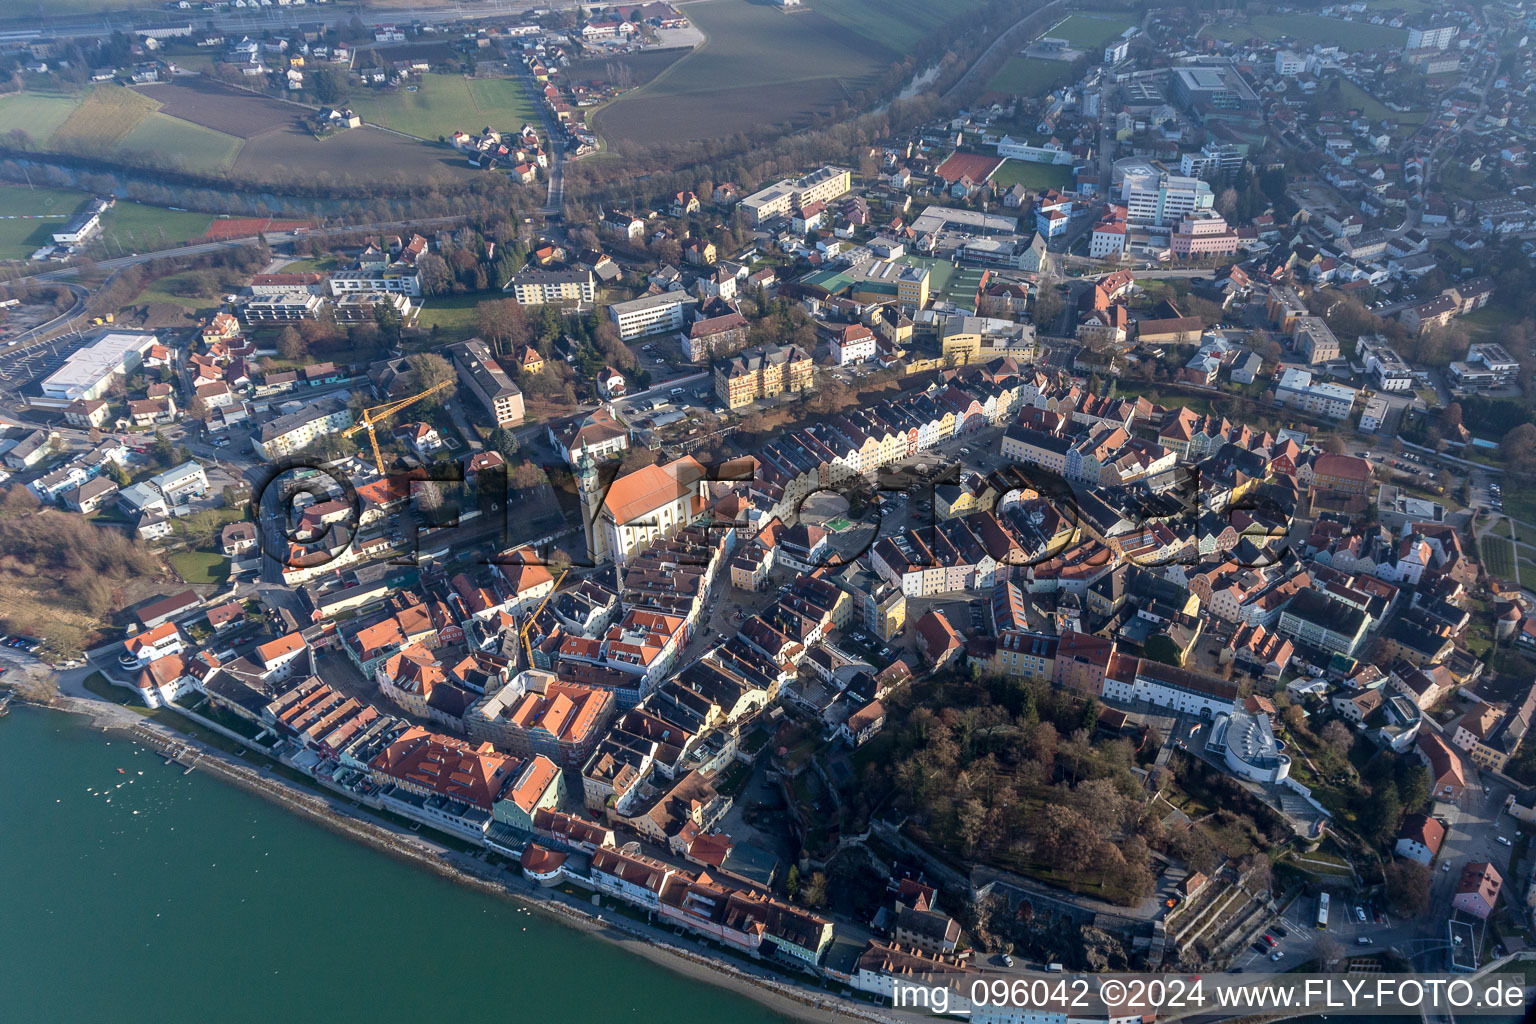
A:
520,567,567,667
340,379,454,476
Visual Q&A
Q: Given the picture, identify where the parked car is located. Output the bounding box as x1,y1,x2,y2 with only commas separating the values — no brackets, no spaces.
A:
1355,906,1367,923
1270,951,1285,962
1357,937,1373,945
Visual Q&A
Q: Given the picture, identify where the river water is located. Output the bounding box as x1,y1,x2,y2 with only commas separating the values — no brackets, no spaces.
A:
0,706,793,1023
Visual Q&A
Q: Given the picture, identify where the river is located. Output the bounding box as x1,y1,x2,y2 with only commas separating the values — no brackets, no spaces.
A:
0,705,794,1024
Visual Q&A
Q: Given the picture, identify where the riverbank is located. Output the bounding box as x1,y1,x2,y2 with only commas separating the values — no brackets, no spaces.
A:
11,688,898,1024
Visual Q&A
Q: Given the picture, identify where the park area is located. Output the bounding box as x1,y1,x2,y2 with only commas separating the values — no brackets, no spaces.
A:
592,0,900,147
985,56,1074,96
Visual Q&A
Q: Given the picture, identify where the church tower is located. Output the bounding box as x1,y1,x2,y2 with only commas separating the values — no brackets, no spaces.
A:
575,442,609,565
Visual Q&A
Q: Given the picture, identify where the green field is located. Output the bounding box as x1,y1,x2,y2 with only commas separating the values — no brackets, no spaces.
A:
1481,534,1516,580
468,77,543,129
0,184,91,260
99,201,215,249
0,89,83,145
412,293,485,340
114,112,242,174
1045,14,1134,49
351,74,538,141
986,57,1074,96
169,550,229,585
991,159,1074,190
1202,14,1406,50
812,0,991,55
593,0,889,146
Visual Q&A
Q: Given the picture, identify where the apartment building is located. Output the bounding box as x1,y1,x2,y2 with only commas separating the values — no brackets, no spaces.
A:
252,394,354,461
738,165,852,225
448,339,525,428
505,268,596,306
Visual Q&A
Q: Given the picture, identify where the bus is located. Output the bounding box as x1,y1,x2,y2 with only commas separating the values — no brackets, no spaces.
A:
1317,892,1330,929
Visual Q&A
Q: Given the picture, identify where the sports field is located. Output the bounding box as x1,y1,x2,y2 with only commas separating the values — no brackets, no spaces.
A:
1045,14,1134,49
1202,14,1406,50
991,159,1074,190
986,57,1074,96
0,184,86,260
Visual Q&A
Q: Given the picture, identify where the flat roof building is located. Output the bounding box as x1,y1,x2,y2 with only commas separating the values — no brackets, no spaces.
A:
41,331,158,402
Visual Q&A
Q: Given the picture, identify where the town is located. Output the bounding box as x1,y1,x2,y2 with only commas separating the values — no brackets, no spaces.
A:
2,0,1536,1021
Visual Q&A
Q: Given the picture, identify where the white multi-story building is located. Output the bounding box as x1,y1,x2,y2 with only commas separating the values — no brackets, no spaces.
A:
1117,161,1214,226
607,292,697,340
251,394,353,461
1274,50,1305,76
505,269,595,306
1100,660,1237,719
1274,367,1358,420
1405,25,1456,50
1359,334,1414,391
448,339,524,428
328,268,421,298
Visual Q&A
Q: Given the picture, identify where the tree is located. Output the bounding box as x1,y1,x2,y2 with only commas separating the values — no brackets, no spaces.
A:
277,326,307,362
476,298,530,356
1384,860,1431,917
311,67,348,106
488,426,520,460
416,253,453,297
786,864,801,898
404,352,456,408
800,871,828,909
1320,720,1353,757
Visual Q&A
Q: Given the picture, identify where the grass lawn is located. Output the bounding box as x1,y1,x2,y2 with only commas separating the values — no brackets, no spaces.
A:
0,183,90,260
278,256,341,274
1045,14,1134,48
1203,14,1406,49
115,112,243,174
466,77,542,134
1462,303,1521,342
99,202,214,250
1505,486,1536,525
1482,534,1517,581
986,56,1073,96
412,292,487,340
128,270,222,312
812,0,991,56
169,550,229,585
0,88,85,145
351,74,534,141
1333,78,1426,135
991,159,1074,190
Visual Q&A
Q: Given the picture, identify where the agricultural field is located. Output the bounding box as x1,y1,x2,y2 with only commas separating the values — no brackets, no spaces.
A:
986,56,1074,96
352,74,485,140
0,78,477,187
1202,14,1406,50
991,159,1074,190
1481,535,1516,581
592,0,889,147
810,0,991,56
136,78,297,138
0,184,90,260
0,89,94,146
564,50,690,91
116,112,243,174
50,87,158,148
1045,14,1135,49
